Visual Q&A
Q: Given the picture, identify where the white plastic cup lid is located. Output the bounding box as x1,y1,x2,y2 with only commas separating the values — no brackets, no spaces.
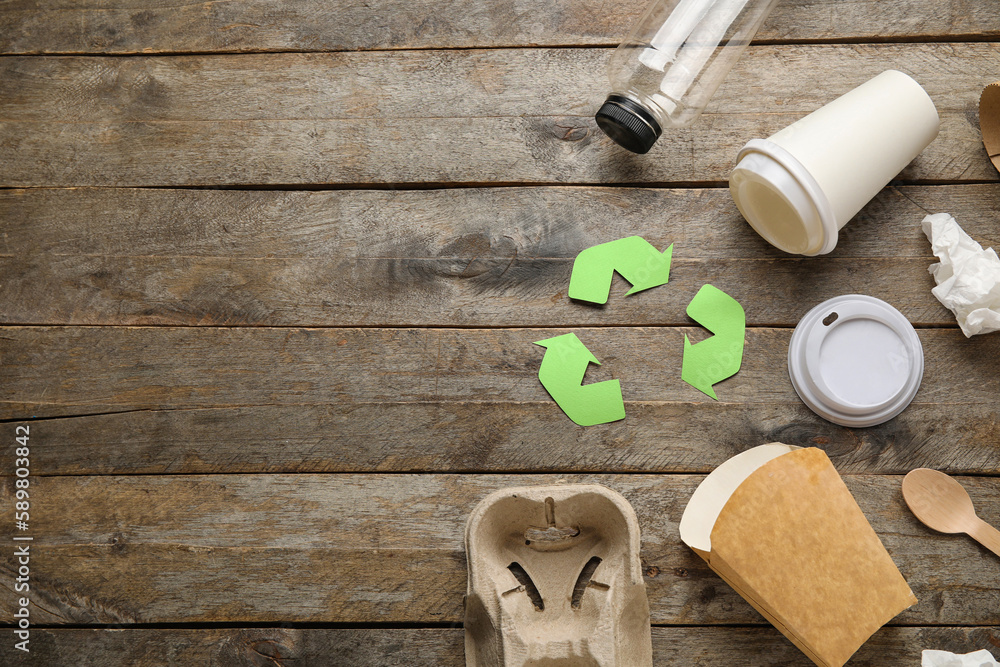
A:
788,295,923,427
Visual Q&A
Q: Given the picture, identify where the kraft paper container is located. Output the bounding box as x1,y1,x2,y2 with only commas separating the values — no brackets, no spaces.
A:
981,82,1000,174
680,444,916,667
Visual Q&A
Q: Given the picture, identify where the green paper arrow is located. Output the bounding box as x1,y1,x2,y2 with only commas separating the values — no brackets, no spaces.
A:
682,284,746,400
534,333,626,426
568,236,673,304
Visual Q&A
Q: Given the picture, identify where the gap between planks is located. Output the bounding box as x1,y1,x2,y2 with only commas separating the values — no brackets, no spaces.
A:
2,31,1000,58
16,621,1000,629
4,181,999,192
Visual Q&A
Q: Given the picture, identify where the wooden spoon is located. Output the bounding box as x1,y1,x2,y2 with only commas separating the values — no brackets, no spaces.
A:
902,468,1000,558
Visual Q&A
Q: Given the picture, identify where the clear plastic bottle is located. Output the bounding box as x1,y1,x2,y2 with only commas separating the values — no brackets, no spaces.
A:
596,0,780,154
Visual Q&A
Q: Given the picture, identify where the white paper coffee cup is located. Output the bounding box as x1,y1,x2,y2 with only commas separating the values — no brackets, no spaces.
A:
730,70,940,255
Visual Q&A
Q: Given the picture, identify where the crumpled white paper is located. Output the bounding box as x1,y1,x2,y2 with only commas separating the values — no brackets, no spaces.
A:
922,213,1000,337
922,649,1000,667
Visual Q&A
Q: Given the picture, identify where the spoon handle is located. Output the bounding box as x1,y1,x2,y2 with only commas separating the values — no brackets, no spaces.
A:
968,518,1000,558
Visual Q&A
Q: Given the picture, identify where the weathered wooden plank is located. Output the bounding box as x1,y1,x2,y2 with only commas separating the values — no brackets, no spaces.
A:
0,44,995,187
1,0,997,55
0,112,979,187
0,113,982,187
2,474,998,625
2,627,998,666
10,628,469,667
649,627,1000,667
1,327,998,420
4,185,998,327
0,255,957,327
4,402,999,476
5,185,995,262
3,46,993,121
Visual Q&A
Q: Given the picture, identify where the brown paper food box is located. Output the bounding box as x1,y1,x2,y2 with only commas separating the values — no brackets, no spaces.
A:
981,82,1000,174
681,445,916,667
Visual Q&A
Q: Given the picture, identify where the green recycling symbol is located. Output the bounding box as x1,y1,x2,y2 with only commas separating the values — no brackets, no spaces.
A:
534,333,626,427
535,237,746,426
568,236,673,304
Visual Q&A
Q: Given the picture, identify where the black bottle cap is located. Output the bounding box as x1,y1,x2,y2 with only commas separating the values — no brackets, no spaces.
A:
595,95,662,154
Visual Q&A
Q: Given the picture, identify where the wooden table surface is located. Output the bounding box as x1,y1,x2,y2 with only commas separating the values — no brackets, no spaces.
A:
2,0,1000,664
